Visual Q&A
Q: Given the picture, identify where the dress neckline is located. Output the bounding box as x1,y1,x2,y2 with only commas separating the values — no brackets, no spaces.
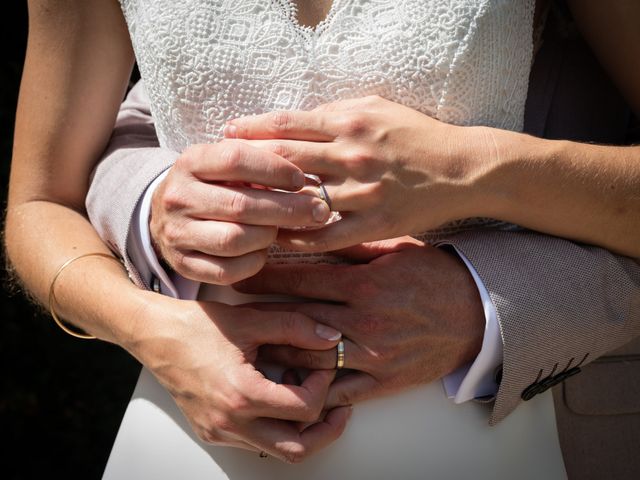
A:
273,0,342,38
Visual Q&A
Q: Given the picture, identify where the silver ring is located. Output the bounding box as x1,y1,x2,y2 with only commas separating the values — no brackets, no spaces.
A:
318,183,332,211
304,174,332,211
336,340,345,369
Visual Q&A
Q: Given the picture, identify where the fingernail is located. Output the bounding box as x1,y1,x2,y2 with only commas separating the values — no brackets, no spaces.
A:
223,124,237,138
315,323,341,341
293,171,305,190
313,202,330,223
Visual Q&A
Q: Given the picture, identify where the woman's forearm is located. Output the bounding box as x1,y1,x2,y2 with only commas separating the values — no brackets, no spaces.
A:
5,201,151,346
471,126,640,258
223,97,640,255
6,1,143,345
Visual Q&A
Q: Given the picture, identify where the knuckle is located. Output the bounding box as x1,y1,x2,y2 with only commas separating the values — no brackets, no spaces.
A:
272,111,293,132
181,258,223,285
212,266,235,286
269,142,290,159
356,313,384,337
212,416,237,437
162,222,184,247
159,183,188,213
217,223,244,253
300,401,323,423
225,390,252,414
175,145,201,171
342,113,368,137
219,251,267,285
218,143,244,171
169,249,188,271
198,413,239,443
344,147,375,175
198,428,223,445
336,389,353,406
227,190,250,220
172,254,203,281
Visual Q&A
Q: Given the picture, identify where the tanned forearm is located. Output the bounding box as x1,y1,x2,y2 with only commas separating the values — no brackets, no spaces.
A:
471,127,640,258
5,0,145,346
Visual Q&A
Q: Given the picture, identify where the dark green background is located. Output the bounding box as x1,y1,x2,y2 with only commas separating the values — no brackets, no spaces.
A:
1,2,140,478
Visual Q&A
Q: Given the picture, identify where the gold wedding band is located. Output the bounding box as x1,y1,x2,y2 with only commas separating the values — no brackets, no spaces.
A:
336,340,345,369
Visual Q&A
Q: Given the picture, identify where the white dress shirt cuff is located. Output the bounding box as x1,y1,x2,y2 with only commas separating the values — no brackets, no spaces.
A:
127,170,200,300
440,245,503,402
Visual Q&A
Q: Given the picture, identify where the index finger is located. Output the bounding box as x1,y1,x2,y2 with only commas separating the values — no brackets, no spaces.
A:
224,110,339,141
185,141,305,191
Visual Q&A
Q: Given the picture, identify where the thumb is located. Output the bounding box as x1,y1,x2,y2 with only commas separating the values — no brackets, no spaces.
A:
332,236,424,262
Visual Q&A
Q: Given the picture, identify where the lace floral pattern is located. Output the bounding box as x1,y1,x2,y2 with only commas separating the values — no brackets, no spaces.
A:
119,0,534,246
119,0,534,151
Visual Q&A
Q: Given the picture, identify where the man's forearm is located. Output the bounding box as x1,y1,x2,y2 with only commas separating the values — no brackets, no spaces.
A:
445,228,640,424
86,82,178,287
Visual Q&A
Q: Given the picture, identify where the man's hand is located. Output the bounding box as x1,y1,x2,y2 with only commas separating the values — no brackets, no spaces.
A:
128,293,351,463
235,239,485,408
150,140,332,284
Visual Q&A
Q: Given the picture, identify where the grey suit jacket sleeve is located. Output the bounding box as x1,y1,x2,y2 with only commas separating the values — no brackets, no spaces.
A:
86,82,179,288
445,230,640,425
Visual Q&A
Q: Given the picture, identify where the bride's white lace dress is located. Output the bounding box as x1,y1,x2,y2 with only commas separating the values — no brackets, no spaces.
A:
103,1,566,478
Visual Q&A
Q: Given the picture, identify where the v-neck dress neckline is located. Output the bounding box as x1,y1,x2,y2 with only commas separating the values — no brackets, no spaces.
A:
273,0,342,38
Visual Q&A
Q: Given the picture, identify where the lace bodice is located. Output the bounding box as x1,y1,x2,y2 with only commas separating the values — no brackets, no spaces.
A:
119,0,535,153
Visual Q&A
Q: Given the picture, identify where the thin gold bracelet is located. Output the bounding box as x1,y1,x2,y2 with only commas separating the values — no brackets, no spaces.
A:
48,252,123,340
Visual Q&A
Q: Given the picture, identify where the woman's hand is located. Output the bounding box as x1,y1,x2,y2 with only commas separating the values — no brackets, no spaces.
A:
150,140,331,284
224,96,489,252
129,293,351,463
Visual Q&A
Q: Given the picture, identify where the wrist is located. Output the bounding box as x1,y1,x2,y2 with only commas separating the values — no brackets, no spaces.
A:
116,290,189,371
443,246,485,363
461,126,511,219
472,126,565,223
414,124,499,223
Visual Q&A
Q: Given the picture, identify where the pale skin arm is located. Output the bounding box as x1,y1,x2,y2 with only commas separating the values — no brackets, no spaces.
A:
485,0,640,257
5,0,349,462
224,1,640,258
